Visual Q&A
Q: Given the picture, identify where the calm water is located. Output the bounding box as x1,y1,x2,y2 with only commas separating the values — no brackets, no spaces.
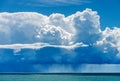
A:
0,74,120,81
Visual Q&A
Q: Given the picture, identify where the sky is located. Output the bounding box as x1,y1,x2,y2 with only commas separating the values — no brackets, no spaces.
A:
0,0,120,73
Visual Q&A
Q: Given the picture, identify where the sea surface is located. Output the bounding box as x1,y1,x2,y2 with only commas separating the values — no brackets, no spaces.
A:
0,74,120,81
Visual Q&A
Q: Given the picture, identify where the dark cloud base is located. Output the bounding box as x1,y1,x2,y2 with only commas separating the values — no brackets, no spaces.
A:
0,46,120,72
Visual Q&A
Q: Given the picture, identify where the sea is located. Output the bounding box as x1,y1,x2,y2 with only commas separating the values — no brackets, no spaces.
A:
0,73,120,81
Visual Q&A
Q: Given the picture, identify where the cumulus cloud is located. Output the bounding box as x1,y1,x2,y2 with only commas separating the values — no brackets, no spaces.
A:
0,9,100,45
1,8,120,72
0,12,73,45
68,9,101,44
0,8,101,45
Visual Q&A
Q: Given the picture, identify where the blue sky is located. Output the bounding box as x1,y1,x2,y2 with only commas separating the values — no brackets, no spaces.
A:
0,0,120,73
0,0,120,29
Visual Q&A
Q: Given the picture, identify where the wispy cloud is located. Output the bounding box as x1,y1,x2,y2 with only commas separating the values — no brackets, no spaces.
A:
18,0,90,7
39,0,90,5
0,42,88,53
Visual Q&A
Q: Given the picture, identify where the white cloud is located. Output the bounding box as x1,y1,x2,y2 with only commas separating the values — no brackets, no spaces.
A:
68,8,101,44
96,27,120,57
0,12,73,45
0,8,101,46
1,8,119,53
1,8,120,57
0,42,88,53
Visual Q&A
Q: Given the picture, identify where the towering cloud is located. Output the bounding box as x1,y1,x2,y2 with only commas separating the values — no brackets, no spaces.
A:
0,12,72,45
0,8,120,72
68,8,101,44
0,8,102,45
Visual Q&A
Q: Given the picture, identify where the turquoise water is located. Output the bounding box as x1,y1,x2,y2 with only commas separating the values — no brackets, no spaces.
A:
0,74,120,81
